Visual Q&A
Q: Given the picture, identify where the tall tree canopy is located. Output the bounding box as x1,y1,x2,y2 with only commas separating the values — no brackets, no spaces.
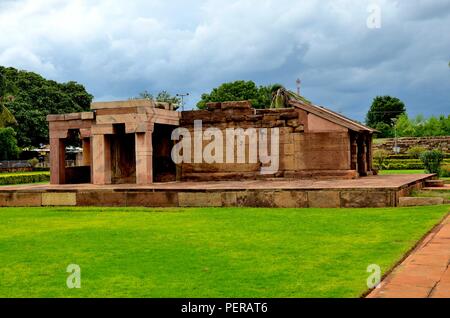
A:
0,73,17,128
0,66,93,147
196,80,281,109
366,96,406,137
0,127,20,160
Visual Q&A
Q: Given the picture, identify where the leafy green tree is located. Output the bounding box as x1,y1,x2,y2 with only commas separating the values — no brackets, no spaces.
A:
134,90,181,110
0,73,17,128
155,91,181,110
137,90,154,100
0,66,93,147
374,122,393,138
0,127,20,160
366,96,406,136
197,80,281,109
395,113,415,137
395,114,450,137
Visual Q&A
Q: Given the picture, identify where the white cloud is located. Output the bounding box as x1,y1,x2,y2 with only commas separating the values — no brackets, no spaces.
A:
0,0,449,120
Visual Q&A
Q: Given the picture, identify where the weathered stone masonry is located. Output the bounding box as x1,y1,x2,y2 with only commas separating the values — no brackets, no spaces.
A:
179,100,375,181
47,98,375,185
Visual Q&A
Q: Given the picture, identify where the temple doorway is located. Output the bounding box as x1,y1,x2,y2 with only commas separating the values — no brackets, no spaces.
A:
110,124,136,184
152,124,177,182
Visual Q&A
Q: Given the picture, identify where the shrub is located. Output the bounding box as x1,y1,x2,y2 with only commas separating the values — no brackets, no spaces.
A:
407,146,426,159
441,165,450,178
420,149,444,175
373,149,389,170
28,157,39,168
0,172,50,185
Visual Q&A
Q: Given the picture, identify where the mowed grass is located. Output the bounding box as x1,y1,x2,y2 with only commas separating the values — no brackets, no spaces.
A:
0,206,448,298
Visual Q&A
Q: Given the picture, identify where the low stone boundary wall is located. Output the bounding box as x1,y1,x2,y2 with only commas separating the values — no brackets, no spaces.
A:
374,136,450,154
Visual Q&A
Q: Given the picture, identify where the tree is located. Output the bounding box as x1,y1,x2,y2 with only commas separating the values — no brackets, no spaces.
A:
395,113,450,137
0,66,92,147
196,80,281,109
366,96,406,136
156,91,181,110
0,127,20,160
134,90,181,110
0,72,17,128
137,90,154,100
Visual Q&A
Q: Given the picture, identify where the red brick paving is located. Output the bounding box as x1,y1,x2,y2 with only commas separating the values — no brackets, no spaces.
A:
368,214,450,298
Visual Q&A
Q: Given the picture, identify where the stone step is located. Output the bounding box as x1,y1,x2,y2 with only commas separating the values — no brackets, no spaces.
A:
399,197,444,207
425,180,445,187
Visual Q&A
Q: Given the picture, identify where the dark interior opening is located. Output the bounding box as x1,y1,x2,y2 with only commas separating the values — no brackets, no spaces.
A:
110,124,136,184
153,124,176,182
64,129,91,184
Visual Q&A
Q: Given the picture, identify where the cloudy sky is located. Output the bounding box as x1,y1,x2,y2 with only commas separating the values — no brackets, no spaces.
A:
0,0,449,121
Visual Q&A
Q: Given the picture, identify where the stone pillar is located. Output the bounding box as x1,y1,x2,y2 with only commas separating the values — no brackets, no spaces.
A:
357,135,368,176
366,135,373,173
135,130,153,184
82,138,91,166
350,134,358,171
92,134,111,185
50,137,66,184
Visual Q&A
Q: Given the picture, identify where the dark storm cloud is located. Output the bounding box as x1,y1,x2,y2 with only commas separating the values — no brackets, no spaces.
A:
0,0,448,121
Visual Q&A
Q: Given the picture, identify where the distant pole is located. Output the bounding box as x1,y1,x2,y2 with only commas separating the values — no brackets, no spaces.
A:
296,78,301,95
176,93,189,111
392,118,400,154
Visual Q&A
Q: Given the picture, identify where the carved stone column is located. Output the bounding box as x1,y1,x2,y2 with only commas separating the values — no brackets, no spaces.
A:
366,134,373,173
81,138,91,166
92,134,111,185
135,130,153,185
49,137,66,184
357,135,368,176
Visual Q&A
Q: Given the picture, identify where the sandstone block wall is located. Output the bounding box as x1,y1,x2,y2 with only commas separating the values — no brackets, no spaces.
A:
178,101,353,181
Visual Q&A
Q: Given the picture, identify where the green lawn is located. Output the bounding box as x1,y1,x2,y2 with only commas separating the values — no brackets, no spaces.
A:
379,169,450,183
0,206,448,298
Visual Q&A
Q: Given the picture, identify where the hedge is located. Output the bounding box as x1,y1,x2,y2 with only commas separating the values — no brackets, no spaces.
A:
381,159,450,170
0,172,50,185
386,153,450,160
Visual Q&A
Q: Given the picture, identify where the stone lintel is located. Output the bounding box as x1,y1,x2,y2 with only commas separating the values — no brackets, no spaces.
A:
47,114,65,122
81,112,95,120
64,112,82,121
91,99,169,110
91,124,114,135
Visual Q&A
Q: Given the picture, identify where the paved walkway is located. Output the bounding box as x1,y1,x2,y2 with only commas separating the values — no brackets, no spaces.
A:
368,214,450,298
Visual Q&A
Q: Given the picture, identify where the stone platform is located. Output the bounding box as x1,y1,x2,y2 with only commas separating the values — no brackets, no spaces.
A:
0,174,435,208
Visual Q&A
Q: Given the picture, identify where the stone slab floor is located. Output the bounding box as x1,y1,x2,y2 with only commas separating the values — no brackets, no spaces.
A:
368,214,450,298
0,174,434,191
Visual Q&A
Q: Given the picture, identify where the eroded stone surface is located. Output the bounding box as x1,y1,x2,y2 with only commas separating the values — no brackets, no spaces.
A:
398,197,444,207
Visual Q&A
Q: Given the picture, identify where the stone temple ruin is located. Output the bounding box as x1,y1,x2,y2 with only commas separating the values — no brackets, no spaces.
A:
46,98,376,185
0,97,435,208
